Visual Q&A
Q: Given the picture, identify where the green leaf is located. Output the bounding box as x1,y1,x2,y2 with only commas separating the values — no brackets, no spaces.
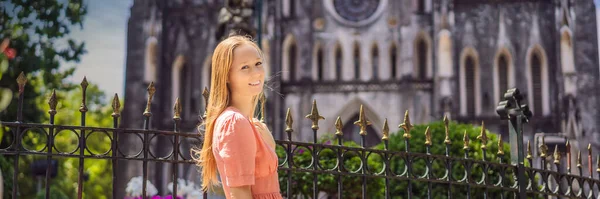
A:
0,59,8,81
0,88,13,112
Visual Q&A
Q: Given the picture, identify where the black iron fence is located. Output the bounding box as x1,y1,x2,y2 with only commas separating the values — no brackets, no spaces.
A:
1,73,599,198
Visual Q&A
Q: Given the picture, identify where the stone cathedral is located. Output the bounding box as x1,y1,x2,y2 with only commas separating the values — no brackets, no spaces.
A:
118,0,600,197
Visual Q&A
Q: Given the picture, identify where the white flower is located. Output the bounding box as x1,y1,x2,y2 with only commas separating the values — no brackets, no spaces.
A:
125,176,158,197
167,178,202,198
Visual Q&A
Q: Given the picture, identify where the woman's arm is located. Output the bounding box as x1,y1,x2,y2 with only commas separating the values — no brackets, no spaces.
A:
229,186,253,199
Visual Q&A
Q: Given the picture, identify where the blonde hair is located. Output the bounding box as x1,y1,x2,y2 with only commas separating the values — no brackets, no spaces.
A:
194,35,265,192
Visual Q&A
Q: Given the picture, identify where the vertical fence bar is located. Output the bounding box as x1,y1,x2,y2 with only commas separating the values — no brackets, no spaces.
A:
383,120,391,199
463,131,471,199
443,116,452,199
498,136,505,199
172,98,181,198
285,108,293,198
477,122,488,199
496,88,530,199
334,117,344,199
12,72,27,198
78,77,89,199
305,100,323,199
424,126,432,199
354,105,370,199
526,140,533,199
111,94,121,199
142,82,155,199
539,137,549,194
46,90,58,199
399,110,413,199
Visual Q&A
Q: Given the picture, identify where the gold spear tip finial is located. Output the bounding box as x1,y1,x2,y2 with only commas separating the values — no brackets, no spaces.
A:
17,71,27,86
112,93,121,116
382,119,390,141
463,130,469,150
424,126,431,146
566,140,570,147
443,115,451,145
48,89,58,115
399,110,413,139
540,137,548,158
554,145,561,164
80,76,89,89
477,121,488,149
335,116,343,136
498,135,505,155
597,155,600,172
589,143,593,153
526,140,532,159
147,82,156,95
17,72,27,93
285,108,293,133
305,99,325,130
173,97,182,120
354,105,372,136
577,150,582,168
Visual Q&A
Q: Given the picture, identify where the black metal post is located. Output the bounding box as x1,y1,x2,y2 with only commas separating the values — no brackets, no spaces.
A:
496,88,532,199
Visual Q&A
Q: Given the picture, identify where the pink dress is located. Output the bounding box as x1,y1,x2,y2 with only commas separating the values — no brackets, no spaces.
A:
212,107,283,199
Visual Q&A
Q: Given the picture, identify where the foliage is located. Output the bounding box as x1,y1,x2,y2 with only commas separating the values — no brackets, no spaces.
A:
276,135,384,198
276,120,525,198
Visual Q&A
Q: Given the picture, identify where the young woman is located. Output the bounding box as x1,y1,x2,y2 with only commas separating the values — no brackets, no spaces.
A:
197,35,282,199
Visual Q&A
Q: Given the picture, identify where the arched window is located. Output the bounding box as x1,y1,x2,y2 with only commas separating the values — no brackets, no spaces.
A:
289,43,297,81
531,52,543,115
317,47,324,81
353,42,360,80
371,44,379,80
465,56,476,116
390,44,397,79
498,54,509,97
417,39,427,79
335,45,343,81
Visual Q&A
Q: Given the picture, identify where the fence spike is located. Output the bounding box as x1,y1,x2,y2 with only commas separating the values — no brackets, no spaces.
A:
554,145,561,165
526,140,532,160
48,89,57,115
202,87,209,119
260,92,266,123
112,93,121,117
540,136,549,158
424,126,431,146
285,108,293,134
463,130,469,150
335,116,343,136
79,76,89,113
17,71,27,94
589,144,593,177
443,115,451,144
382,119,389,141
143,82,156,117
497,135,504,155
173,97,182,120
577,150,582,169
477,121,487,150
399,110,412,139
353,105,371,136
305,99,325,131
597,155,600,173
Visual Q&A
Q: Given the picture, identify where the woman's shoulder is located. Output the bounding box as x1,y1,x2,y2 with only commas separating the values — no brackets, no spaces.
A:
215,107,247,127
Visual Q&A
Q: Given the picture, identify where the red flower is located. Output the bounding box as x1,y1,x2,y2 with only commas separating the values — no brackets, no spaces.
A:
4,48,16,60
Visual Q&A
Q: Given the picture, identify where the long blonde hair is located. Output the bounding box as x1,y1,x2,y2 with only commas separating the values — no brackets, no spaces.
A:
195,35,265,192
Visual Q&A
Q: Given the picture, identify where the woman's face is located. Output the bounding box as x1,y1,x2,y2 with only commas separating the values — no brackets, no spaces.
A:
228,44,265,98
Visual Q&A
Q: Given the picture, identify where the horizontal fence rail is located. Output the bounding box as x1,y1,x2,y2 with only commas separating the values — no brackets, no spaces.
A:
1,73,599,198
